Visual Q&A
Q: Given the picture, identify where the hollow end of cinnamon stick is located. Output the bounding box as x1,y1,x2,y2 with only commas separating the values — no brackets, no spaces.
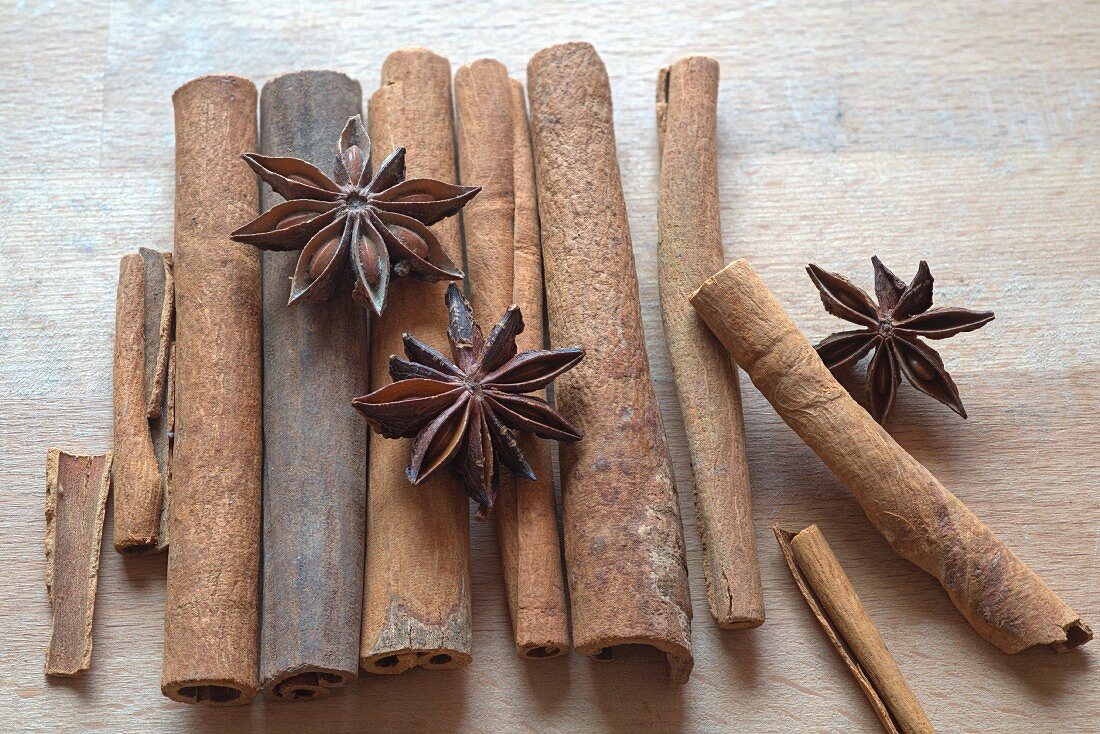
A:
361,647,471,676
576,638,694,685
263,666,350,702
163,680,256,707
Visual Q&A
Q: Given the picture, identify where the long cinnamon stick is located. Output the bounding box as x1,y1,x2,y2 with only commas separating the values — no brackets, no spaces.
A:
163,75,263,706
112,254,164,554
258,71,368,701
655,56,763,628
360,48,472,675
691,260,1092,654
776,525,935,734
45,448,111,677
528,42,693,682
454,60,570,658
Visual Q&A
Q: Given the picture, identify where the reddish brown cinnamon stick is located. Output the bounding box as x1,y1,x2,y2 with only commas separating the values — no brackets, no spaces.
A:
360,48,472,675
258,70,368,701
776,525,935,734
692,260,1092,654
163,75,263,706
112,254,164,554
656,56,763,628
45,448,112,677
454,60,570,658
528,42,693,682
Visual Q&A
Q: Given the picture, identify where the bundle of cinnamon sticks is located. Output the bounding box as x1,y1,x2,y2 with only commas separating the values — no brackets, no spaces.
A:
48,39,1084,729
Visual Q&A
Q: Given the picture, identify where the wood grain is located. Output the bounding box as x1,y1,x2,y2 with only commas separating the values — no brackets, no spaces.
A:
1,1,1096,731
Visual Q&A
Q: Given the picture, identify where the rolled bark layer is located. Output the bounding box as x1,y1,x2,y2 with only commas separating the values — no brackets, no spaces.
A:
163,75,263,706
528,41,693,683
455,61,570,658
112,253,164,554
776,525,935,734
142,248,174,553
258,71,367,701
656,56,763,628
691,260,1092,654
45,449,112,677
360,48,472,675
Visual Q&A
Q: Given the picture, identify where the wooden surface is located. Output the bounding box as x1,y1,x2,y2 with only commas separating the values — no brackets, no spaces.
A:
1,1,1096,731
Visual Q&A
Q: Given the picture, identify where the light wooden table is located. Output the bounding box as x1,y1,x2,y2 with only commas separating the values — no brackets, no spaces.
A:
2,1,1097,732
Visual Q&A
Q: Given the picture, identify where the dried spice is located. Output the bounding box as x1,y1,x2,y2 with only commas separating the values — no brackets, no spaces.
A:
231,115,478,314
809,257,994,422
353,283,583,517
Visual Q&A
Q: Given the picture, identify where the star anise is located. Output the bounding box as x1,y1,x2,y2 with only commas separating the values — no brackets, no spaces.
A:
230,115,479,314
808,257,995,423
352,284,584,517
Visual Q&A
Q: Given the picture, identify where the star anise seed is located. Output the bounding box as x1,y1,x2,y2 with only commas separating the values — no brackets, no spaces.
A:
808,256,995,423
352,283,584,517
230,115,479,315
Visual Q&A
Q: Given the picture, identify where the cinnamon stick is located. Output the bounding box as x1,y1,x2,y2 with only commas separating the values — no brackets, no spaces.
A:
45,448,112,677
454,60,570,658
655,56,763,628
360,48,472,675
258,71,367,701
691,260,1092,654
112,254,164,554
163,75,263,706
528,42,693,682
157,341,174,551
143,248,174,553
776,525,935,734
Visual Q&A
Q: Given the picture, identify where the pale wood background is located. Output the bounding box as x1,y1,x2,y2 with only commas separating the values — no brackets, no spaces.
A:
1,1,1097,732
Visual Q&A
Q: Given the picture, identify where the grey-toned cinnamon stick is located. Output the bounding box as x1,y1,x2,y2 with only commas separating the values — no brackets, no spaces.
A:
163,74,262,706
656,56,763,628
45,448,112,677
360,48,473,675
528,42,693,683
257,71,368,701
776,525,935,734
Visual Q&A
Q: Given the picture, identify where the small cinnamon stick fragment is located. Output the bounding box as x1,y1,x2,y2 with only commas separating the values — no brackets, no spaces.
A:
528,42,693,682
45,448,112,677
112,253,164,554
360,48,472,675
776,525,935,734
691,260,1092,654
455,61,570,658
163,74,263,706
656,56,763,628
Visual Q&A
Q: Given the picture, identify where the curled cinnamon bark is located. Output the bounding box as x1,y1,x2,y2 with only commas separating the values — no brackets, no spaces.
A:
45,449,111,677
776,525,935,734
163,75,263,706
528,42,693,682
455,59,570,658
258,70,367,701
112,254,164,554
692,260,1091,654
359,48,472,675
656,56,763,628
